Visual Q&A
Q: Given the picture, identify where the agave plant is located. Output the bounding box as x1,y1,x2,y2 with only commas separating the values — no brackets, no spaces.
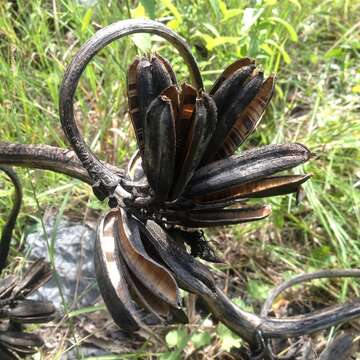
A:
0,166,56,359
1,19,360,359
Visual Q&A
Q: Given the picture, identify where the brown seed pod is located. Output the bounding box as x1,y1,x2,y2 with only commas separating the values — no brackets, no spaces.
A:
215,76,275,160
127,55,175,156
209,58,255,95
191,174,311,205
188,144,311,196
94,210,141,331
137,220,216,296
175,83,198,156
163,205,272,227
115,248,171,322
155,53,178,85
1,299,56,323
171,92,217,200
143,94,176,201
203,71,265,163
211,65,256,121
10,259,53,299
115,209,181,308
0,331,43,355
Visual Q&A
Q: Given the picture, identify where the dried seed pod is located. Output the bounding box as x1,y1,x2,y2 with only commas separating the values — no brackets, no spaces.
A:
212,65,255,120
120,258,171,322
0,166,22,276
171,92,217,200
192,174,311,205
94,210,141,331
175,83,198,155
188,144,311,196
155,53,178,85
209,58,255,95
119,253,187,324
127,57,144,154
163,205,272,227
0,331,43,354
10,259,53,299
215,76,275,160
143,95,176,201
150,55,176,94
203,72,264,163
137,220,216,296
115,209,180,308
0,276,16,300
127,55,174,155
1,299,56,323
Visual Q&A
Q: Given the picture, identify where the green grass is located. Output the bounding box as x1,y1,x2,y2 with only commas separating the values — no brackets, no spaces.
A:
0,0,360,358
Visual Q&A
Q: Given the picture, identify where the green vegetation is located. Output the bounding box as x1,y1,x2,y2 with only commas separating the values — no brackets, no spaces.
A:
0,0,359,358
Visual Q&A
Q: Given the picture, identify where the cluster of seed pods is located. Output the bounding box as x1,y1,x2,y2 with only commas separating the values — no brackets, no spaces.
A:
57,19,314,332
1,18,358,359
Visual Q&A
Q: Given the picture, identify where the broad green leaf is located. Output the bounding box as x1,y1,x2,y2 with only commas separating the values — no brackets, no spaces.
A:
267,17,298,42
260,43,274,56
217,323,242,351
132,4,147,18
247,279,271,301
232,297,253,312
204,35,240,50
165,328,188,349
191,331,212,349
81,7,93,33
352,84,360,93
266,39,291,64
325,48,344,59
218,0,228,14
161,0,182,23
140,0,156,19
221,8,242,23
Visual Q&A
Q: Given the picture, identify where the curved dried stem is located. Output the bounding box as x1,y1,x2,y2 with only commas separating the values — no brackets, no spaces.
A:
261,269,360,318
0,142,125,184
59,19,203,196
0,166,22,275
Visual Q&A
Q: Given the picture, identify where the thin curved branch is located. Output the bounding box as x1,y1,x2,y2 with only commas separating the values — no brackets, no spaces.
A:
0,142,125,185
261,269,360,318
0,166,22,275
59,19,203,194
202,282,360,344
